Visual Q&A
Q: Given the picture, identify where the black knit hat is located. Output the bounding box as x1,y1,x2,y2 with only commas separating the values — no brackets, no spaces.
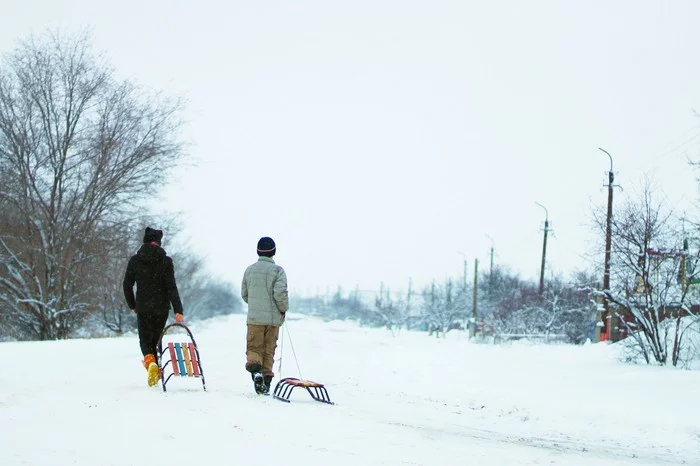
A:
143,227,163,245
257,236,276,257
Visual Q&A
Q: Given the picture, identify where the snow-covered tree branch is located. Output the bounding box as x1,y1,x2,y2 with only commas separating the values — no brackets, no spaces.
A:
0,31,185,340
594,181,700,365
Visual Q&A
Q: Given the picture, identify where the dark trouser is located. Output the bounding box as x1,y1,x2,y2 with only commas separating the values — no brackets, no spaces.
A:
245,324,280,377
137,312,169,361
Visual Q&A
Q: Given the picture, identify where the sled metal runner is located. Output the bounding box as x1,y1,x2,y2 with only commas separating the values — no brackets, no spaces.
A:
157,323,207,392
272,377,333,404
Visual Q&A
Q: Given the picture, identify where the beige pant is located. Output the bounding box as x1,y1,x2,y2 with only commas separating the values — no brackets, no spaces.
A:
245,324,280,377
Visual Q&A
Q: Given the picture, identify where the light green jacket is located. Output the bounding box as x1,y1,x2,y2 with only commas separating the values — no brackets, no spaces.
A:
241,257,289,326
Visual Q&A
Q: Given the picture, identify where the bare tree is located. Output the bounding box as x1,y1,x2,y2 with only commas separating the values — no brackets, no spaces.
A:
0,31,184,340
421,279,467,337
481,268,540,338
478,267,594,344
594,182,700,365
169,244,242,320
524,277,592,343
94,222,139,335
367,283,412,336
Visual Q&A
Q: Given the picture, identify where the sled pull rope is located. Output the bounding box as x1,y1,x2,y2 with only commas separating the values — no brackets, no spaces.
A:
278,325,284,376
282,320,303,380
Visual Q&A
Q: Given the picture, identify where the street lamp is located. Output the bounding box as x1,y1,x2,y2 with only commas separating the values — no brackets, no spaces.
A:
599,147,614,341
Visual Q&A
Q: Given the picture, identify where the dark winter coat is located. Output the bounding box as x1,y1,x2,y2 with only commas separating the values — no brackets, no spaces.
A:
123,244,184,316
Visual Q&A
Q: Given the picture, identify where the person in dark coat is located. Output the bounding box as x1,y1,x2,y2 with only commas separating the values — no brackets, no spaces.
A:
123,227,184,386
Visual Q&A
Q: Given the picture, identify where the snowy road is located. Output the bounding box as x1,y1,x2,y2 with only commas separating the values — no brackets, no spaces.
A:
1,314,698,466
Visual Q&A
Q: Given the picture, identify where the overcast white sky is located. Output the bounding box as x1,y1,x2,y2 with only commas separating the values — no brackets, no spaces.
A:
3,1,700,296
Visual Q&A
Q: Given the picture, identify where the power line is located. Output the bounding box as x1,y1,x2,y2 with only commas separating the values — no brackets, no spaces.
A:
650,126,700,162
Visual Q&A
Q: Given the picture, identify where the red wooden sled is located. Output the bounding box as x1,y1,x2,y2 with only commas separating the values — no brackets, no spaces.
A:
272,377,333,404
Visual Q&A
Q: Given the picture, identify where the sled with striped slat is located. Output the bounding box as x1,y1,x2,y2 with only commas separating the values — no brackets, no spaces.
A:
157,323,206,391
173,343,187,376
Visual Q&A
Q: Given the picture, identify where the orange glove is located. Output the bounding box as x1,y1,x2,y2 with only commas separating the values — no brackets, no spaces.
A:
175,313,183,323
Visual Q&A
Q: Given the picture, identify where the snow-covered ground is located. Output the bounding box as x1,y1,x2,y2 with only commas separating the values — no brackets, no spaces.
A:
1,313,698,466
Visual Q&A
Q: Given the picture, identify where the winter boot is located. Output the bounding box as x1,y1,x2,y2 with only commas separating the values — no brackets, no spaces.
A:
142,354,156,369
263,375,273,395
248,363,265,394
144,354,160,387
252,372,265,394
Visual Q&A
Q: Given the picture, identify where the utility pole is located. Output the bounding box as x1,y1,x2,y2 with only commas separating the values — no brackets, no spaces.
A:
471,258,478,338
599,147,615,341
457,251,467,290
463,259,467,290
535,202,549,295
486,234,494,293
